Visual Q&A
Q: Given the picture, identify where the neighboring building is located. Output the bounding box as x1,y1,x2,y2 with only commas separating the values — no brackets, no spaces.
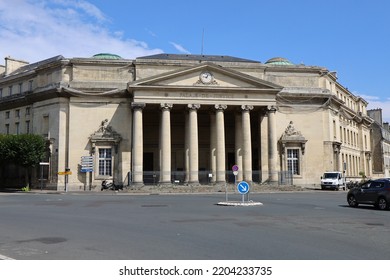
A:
0,53,373,190
368,109,390,178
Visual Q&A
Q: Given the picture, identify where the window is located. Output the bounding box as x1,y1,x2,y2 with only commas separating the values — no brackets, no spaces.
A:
26,107,31,116
98,148,112,176
5,124,9,135
15,122,19,135
15,109,20,118
287,149,300,175
18,83,23,93
8,85,12,96
0,88,2,98
42,115,49,137
25,120,30,134
28,80,33,91
5,111,10,119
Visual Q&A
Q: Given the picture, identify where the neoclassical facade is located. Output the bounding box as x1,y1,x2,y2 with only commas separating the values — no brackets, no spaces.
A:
0,53,374,190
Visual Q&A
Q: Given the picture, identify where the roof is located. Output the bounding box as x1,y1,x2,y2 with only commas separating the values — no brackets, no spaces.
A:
137,53,260,63
92,53,123,60
8,55,65,75
265,57,294,66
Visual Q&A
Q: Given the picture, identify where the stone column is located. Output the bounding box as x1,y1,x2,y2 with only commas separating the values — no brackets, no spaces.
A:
235,112,243,181
215,104,227,183
159,103,172,184
209,113,216,183
242,105,253,182
187,104,200,184
131,102,145,186
184,113,189,183
267,106,278,182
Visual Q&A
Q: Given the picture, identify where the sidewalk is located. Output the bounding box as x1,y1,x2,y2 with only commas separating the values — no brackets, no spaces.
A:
1,183,328,195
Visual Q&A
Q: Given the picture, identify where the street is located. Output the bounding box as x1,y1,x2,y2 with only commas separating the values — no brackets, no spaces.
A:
1,190,389,259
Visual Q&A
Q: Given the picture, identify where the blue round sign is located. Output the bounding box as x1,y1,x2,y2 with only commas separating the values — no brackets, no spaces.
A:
237,181,250,194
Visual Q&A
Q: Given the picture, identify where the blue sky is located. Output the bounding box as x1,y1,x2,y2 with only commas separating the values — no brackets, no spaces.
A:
1,0,389,122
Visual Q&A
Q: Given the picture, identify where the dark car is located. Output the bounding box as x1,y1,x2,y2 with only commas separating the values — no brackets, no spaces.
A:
347,179,390,210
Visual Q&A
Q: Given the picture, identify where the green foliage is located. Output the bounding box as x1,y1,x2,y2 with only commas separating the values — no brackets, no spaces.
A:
0,134,47,167
21,185,30,192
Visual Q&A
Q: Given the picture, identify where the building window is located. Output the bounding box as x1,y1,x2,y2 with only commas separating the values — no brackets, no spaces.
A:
26,107,31,116
15,122,20,135
15,109,20,118
25,120,30,134
28,80,33,91
0,88,2,98
18,83,23,93
98,148,112,176
42,115,49,137
8,85,12,96
287,149,300,175
5,124,9,135
5,111,10,119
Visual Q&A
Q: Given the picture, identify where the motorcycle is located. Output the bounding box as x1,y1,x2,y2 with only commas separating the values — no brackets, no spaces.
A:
101,180,123,191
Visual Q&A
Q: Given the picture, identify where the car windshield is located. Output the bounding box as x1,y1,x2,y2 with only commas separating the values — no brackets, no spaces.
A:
324,173,339,179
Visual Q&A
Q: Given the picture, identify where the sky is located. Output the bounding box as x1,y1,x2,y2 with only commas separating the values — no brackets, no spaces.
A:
0,0,389,122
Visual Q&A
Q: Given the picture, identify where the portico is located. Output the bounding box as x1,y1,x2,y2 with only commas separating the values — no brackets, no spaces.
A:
128,62,282,186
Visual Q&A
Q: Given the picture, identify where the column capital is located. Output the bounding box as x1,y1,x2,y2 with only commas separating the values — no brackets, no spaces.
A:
241,105,254,111
131,102,146,110
215,104,227,111
160,103,173,110
188,104,201,111
267,105,277,113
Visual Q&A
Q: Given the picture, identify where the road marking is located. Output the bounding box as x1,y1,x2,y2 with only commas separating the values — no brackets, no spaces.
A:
0,253,14,260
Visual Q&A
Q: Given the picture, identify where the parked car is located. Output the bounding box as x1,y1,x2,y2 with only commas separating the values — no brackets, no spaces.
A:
347,178,390,210
321,171,345,190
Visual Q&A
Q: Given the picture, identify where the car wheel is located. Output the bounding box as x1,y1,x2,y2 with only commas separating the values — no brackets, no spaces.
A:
376,197,388,210
347,195,358,207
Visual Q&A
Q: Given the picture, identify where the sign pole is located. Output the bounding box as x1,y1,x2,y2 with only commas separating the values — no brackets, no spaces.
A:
232,165,239,202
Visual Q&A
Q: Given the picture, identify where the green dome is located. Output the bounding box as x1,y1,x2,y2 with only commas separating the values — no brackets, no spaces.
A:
265,57,294,65
92,53,122,60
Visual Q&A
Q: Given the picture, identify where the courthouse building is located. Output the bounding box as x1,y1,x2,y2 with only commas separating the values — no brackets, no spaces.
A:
0,53,373,190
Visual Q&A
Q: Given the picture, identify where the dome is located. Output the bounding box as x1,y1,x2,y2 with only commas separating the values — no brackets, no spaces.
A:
92,53,122,60
265,57,294,66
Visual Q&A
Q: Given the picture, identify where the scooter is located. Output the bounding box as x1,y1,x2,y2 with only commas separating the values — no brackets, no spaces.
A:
101,180,123,191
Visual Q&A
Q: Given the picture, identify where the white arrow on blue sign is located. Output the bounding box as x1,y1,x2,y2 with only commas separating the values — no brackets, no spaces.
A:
237,181,250,194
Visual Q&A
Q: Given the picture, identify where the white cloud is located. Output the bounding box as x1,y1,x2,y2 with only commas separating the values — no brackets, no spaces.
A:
169,42,191,54
358,94,380,101
0,0,163,63
352,91,390,123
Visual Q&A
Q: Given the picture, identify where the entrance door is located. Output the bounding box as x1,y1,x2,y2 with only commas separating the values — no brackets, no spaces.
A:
143,152,155,184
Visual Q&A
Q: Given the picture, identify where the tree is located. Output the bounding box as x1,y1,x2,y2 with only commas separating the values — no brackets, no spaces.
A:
0,134,48,187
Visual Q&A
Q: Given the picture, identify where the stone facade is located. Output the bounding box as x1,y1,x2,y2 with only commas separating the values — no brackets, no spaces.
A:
368,109,390,178
0,53,374,190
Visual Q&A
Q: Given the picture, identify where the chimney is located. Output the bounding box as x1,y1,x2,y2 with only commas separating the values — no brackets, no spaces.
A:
5,56,29,75
367,108,383,125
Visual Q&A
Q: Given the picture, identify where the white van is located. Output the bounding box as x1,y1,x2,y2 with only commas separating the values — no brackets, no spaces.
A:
320,171,345,190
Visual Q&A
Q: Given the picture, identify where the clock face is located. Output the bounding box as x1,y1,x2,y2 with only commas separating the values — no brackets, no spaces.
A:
200,71,213,84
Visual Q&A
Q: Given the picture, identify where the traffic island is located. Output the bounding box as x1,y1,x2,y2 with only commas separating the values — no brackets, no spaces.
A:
217,201,263,207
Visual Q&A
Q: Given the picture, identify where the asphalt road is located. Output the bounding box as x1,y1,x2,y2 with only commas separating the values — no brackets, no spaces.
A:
1,190,389,260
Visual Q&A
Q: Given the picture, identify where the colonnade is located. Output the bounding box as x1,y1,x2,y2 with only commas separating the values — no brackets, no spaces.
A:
131,102,278,185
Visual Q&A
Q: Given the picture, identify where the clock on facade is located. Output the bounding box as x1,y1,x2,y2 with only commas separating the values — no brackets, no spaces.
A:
200,71,213,84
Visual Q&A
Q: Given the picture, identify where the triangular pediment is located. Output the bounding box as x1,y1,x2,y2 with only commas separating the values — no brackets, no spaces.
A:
128,63,282,91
